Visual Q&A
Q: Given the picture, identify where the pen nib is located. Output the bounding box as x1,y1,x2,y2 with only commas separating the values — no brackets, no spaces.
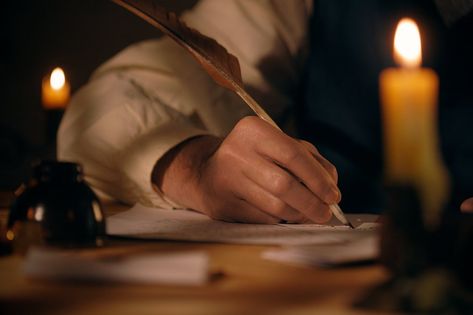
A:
329,204,354,229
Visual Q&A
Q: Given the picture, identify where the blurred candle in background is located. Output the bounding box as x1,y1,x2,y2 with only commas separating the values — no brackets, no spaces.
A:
41,67,70,109
42,67,70,145
380,18,449,228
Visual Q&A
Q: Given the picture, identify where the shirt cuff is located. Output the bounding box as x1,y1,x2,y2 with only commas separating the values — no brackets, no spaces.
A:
117,121,211,209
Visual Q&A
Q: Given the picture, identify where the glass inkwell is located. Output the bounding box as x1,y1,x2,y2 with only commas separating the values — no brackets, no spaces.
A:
5,161,105,252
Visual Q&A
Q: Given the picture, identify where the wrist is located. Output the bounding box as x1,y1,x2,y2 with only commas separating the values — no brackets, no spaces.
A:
152,135,221,210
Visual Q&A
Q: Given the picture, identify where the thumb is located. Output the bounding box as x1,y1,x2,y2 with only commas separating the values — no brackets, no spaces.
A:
460,198,473,213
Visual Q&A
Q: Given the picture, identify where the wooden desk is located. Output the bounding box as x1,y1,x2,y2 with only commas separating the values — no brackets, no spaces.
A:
0,202,389,315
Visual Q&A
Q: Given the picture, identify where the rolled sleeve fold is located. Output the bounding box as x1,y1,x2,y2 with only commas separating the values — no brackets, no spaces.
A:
117,122,210,208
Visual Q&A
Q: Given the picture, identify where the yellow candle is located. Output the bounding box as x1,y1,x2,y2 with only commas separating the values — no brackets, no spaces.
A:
380,18,449,227
42,67,70,109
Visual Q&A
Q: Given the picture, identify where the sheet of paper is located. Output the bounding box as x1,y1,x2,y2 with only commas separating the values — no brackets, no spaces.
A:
24,247,209,285
262,234,378,267
107,204,379,246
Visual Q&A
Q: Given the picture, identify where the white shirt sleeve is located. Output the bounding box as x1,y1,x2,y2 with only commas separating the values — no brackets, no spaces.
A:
57,0,312,208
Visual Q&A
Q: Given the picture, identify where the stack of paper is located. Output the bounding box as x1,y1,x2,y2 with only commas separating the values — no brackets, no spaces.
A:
262,234,379,267
24,247,209,285
107,204,379,246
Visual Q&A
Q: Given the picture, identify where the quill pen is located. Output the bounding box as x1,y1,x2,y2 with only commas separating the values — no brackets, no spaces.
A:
111,0,352,228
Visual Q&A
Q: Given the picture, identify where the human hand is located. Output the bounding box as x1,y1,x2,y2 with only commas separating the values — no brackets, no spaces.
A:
155,116,340,224
460,198,473,213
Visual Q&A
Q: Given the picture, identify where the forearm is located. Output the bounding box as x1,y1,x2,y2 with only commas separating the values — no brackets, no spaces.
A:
58,66,213,208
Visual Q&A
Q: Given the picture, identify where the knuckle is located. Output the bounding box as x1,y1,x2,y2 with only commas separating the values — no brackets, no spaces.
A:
234,116,260,132
230,116,266,146
310,145,319,154
302,196,331,222
267,199,288,217
304,196,322,213
280,146,301,165
217,141,234,158
216,141,242,164
269,173,293,196
326,163,338,182
300,140,318,154
319,183,336,202
309,176,337,202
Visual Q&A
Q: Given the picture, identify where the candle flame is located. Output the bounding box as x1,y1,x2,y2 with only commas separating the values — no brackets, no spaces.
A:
50,67,66,90
394,18,422,68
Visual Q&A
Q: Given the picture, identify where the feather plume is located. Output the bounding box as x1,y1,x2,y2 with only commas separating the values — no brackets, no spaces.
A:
111,0,279,129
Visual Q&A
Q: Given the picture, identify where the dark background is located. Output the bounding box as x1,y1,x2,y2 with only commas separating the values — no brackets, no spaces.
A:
0,0,196,190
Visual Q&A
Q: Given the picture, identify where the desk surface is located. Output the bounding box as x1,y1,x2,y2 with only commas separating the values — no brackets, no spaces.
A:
0,202,390,315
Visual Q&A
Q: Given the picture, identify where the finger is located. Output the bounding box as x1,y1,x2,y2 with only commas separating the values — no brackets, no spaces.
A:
299,139,319,155
299,140,338,183
242,156,333,223
460,198,473,213
214,199,281,224
235,118,338,203
258,135,340,204
233,177,307,223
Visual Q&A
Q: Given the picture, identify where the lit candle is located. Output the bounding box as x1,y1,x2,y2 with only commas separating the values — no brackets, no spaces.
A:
380,18,449,227
41,67,71,109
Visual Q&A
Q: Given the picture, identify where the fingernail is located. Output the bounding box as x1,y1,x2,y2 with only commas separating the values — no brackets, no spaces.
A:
334,188,342,203
327,186,341,204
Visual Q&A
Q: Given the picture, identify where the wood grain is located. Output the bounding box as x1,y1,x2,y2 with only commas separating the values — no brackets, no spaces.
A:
0,202,391,315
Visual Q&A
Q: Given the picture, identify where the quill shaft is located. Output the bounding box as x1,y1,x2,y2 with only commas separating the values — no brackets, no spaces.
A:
330,205,354,228
235,89,280,130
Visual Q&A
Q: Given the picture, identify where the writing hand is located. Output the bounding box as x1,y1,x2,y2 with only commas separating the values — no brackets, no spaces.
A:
154,116,340,224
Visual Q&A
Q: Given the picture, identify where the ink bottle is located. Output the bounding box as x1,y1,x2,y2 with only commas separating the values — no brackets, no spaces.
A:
7,161,105,251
